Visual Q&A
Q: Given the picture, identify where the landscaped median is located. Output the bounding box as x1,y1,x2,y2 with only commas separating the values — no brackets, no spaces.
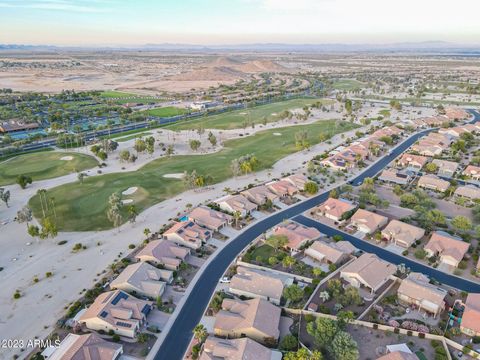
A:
28,120,358,231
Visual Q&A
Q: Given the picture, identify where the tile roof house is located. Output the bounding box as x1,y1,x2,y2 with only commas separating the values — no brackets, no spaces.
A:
397,272,446,318
454,185,480,201
79,290,153,338
411,133,451,157
163,220,211,250
135,239,189,270
110,262,172,299
320,154,353,170
381,220,425,248
213,298,281,345
215,194,258,217
432,159,459,178
271,220,322,253
42,333,123,360
444,107,469,120
417,174,450,193
266,180,298,197
377,350,419,360
188,205,233,231
424,231,469,268
316,197,356,222
463,165,480,181
304,240,353,265
229,267,292,305
340,253,396,294
378,169,412,185
460,293,480,337
397,154,429,169
282,173,309,191
241,185,279,206
350,208,388,234
199,337,278,360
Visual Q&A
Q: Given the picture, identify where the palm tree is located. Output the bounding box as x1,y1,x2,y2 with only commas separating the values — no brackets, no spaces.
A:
143,228,151,239
233,211,242,228
193,324,208,343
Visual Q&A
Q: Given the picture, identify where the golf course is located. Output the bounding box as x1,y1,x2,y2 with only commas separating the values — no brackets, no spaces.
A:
0,151,99,186
166,98,333,131
29,119,357,231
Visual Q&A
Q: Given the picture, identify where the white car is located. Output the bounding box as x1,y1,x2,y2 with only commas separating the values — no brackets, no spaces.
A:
219,277,230,284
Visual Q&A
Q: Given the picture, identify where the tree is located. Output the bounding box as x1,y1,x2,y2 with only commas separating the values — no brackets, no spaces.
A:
304,181,318,194
295,130,310,150
145,136,155,155
331,331,359,360
17,206,33,226
189,139,201,152
425,162,438,173
192,324,207,343
97,150,107,161
134,138,147,154
265,234,288,252
39,217,58,239
208,132,217,147
27,224,40,240
127,205,138,223
451,215,473,234
119,150,130,162
0,188,10,207
77,172,85,184
282,255,296,269
279,334,298,351
319,291,330,302
284,348,323,360
107,192,123,228
16,174,32,189
306,317,339,349
144,228,151,238
283,284,304,303
166,144,174,156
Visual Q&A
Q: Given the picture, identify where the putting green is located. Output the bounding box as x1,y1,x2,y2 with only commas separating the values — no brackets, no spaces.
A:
29,120,357,231
166,98,333,131
0,151,99,186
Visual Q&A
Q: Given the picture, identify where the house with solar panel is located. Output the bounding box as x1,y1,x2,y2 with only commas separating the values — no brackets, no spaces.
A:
79,290,153,338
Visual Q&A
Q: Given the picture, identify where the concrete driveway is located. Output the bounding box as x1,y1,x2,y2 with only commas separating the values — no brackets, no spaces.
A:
148,309,171,331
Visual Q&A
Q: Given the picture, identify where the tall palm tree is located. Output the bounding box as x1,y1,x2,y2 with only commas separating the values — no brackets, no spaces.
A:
193,324,208,343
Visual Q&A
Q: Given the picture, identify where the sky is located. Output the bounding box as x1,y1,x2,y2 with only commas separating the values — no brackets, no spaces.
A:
1,0,480,46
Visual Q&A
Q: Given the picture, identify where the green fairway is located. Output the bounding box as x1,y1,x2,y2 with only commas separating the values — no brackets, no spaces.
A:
332,79,365,90
100,90,138,98
29,119,357,231
115,132,153,142
144,106,188,117
0,152,99,186
166,98,332,131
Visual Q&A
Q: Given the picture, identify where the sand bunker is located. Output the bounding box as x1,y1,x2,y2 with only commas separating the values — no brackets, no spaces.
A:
271,113,278,116
122,199,133,205
163,173,184,179
122,187,138,195
60,156,73,161
273,132,282,136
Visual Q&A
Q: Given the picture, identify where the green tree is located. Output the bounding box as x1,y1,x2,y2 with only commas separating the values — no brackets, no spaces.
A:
16,175,32,189
279,334,298,351
107,192,123,228
284,348,323,360
119,149,130,162
331,331,359,360
208,132,217,147
265,234,289,252
304,181,319,194
283,284,304,303
27,224,40,239
192,324,208,343
0,188,10,207
134,138,147,154
282,255,296,269
39,217,58,239
127,205,138,223
425,162,438,173
189,139,201,152
306,317,339,349
451,215,473,234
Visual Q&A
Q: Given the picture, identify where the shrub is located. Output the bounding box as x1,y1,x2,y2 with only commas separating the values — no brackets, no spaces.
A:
407,330,413,336
128,244,135,249
45,272,53,278
57,240,67,245
414,249,427,259
112,334,120,342
419,332,425,338
394,328,400,334
13,291,21,299
279,334,298,351
373,323,378,329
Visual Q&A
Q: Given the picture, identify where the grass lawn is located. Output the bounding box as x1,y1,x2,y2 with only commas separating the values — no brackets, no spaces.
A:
0,152,99,186
250,244,278,261
166,98,333,131
144,106,188,118
332,79,365,90
100,90,139,98
29,119,358,231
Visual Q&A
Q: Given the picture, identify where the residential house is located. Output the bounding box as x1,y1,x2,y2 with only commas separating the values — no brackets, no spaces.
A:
241,185,279,206
283,173,309,191
381,220,425,248
215,194,258,217
411,133,451,157
350,209,388,234
163,220,211,250
41,333,123,360
79,290,153,338
377,350,419,360
135,239,189,270
444,107,469,121
397,272,446,318
213,298,281,345
188,206,233,231
304,240,354,266
421,115,449,127
340,253,396,294
320,154,353,170
424,231,469,268
266,180,298,197
459,293,480,337
270,220,322,253
417,174,450,193
432,159,459,178
110,262,172,299
454,185,480,201
463,165,480,181
378,169,412,186
397,154,429,170
200,337,279,360
229,267,292,305
316,197,356,222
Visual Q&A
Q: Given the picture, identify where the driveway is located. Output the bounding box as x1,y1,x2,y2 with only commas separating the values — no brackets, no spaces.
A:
219,227,239,238
148,310,171,331
187,255,206,268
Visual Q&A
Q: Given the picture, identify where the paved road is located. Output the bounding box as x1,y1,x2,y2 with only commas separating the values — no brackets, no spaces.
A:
153,110,480,360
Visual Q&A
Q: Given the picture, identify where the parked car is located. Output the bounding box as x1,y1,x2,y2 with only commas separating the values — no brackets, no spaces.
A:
219,276,230,284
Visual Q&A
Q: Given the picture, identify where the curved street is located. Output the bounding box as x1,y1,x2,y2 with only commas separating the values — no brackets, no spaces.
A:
152,110,480,360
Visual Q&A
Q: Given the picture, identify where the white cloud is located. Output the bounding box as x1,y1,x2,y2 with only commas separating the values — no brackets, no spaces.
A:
0,0,108,13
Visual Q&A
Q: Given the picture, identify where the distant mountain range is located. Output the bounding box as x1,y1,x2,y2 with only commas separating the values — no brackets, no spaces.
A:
1,41,480,54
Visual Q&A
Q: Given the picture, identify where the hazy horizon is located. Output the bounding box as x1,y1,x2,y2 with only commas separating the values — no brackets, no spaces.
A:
1,0,480,46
